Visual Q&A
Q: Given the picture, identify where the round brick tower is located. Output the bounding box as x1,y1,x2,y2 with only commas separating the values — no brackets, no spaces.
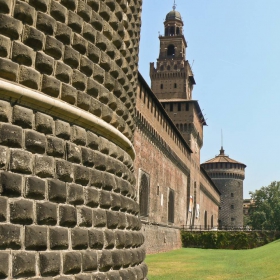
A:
201,147,246,228
0,0,147,279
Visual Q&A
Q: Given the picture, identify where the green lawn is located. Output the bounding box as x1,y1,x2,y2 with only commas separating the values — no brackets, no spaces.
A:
145,239,280,280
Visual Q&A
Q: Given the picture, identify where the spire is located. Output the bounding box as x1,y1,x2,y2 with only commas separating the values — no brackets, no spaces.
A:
173,0,176,11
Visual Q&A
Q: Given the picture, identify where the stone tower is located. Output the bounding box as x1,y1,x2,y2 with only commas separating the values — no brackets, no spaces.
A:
149,4,207,226
0,0,147,279
201,147,246,228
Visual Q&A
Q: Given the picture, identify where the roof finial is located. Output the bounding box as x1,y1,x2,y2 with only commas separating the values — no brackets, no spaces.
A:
173,0,177,11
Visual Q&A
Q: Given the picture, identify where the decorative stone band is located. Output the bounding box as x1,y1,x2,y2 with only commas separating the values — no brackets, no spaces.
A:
0,79,135,160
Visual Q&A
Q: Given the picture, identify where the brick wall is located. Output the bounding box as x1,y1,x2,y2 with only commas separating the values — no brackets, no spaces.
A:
0,0,147,279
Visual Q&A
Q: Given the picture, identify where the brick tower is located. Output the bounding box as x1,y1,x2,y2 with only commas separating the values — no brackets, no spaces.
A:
149,4,206,226
201,147,246,228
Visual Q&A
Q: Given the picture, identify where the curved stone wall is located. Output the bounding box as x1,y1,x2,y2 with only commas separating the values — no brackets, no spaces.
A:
0,0,146,278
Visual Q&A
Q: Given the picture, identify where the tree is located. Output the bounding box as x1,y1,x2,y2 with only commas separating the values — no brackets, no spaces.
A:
249,181,280,230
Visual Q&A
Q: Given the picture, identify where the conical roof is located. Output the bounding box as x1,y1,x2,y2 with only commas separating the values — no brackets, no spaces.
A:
203,147,246,166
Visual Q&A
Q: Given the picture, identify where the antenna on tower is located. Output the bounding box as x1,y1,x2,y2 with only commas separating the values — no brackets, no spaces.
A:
173,0,177,10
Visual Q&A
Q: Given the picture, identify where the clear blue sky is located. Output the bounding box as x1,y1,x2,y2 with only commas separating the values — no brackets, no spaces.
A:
138,0,280,198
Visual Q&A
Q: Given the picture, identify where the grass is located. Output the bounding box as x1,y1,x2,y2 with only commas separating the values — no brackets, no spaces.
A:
145,239,280,280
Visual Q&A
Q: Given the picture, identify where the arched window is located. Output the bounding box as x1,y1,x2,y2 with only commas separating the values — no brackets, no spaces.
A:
167,45,175,56
168,189,175,223
167,65,170,70
170,26,175,36
176,27,180,35
139,172,150,217
160,65,164,71
174,64,177,70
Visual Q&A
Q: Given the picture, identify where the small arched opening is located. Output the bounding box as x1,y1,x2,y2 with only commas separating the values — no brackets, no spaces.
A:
167,45,175,56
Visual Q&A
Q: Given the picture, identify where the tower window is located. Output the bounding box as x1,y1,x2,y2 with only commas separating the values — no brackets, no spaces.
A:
176,27,180,35
174,83,177,88
167,45,175,56
178,103,181,111
185,103,189,111
231,205,234,209
160,84,163,89
170,26,175,36
167,65,170,70
170,103,173,111
231,193,234,197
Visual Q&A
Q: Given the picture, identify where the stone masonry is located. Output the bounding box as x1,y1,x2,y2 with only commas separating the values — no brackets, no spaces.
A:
0,0,147,279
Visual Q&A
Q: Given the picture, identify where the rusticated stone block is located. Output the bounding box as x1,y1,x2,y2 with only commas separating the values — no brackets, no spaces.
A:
13,105,33,129
41,74,61,97
101,104,113,123
72,69,87,91
55,60,72,83
25,176,45,199
67,142,82,163
0,0,12,13
47,136,65,157
78,1,92,22
35,51,54,75
0,57,19,81
92,208,106,227
81,147,95,167
99,250,113,272
55,120,71,140
104,229,115,249
77,206,92,227
56,22,72,45
111,250,123,269
0,145,7,169
50,0,67,23
84,187,99,207
39,252,61,276
25,130,46,154
19,65,40,89
12,252,36,277
61,0,77,11
87,0,99,11
23,25,44,51
111,193,121,210
87,78,100,98
45,35,63,60
91,11,103,32
82,250,97,272
87,131,100,149
0,252,9,278
73,33,87,54
59,205,77,227
73,165,89,185
0,14,23,40
12,40,35,66
93,151,107,171
122,251,132,268
0,171,22,197
99,190,111,209
90,169,103,189
103,173,115,191
68,11,83,33
71,228,88,249
49,227,69,249
48,179,66,203
87,42,100,63
56,159,73,182
92,63,105,83
107,211,119,229
34,155,54,178
10,199,33,225
0,100,11,122
64,45,80,68
0,197,7,222
89,98,102,117
63,252,82,274
36,201,57,225
61,83,77,105
77,91,91,110
29,0,49,12
68,183,84,205
83,22,96,43
71,125,86,145
10,149,33,174
80,55,94,76
36,12,56,35
25,225,47,250
0,224,21,249
35,112,54,134
14,2,36,25
124,231,133,248
88,229,104,249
